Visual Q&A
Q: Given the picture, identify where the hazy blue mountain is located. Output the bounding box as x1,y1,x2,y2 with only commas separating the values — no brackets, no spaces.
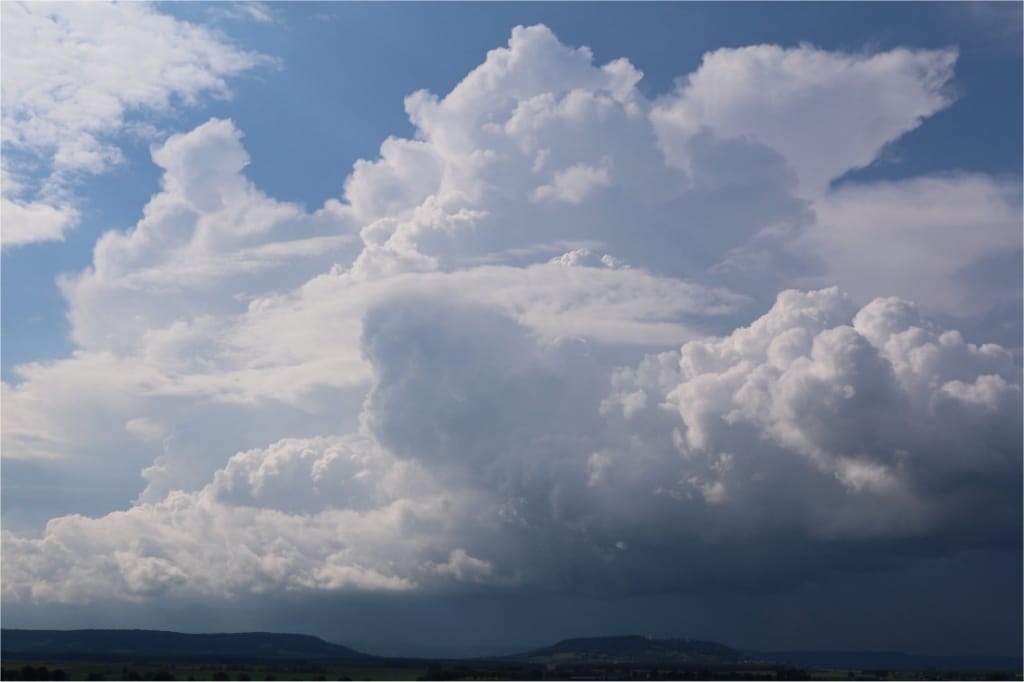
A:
510,634,745,665
5,629,1019,675
1,629,370,660
508,635,1022,673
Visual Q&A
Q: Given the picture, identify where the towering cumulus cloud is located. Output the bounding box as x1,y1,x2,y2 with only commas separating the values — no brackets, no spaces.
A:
2,23,1020,631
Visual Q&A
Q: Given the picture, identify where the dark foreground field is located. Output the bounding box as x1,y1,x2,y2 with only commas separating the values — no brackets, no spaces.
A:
2,631,1020,681
3,659,1021,682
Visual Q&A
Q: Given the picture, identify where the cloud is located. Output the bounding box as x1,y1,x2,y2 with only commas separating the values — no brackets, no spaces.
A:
651,44,957,196
1,437,430,603
61,118,359,354
603,288,1021,541
2,109,741,505
0,2,269,247
533,159,612,204
0,196,78,247
207,2,276,25
2,23,1019,616
794,174,1023,314
3,291,1020,604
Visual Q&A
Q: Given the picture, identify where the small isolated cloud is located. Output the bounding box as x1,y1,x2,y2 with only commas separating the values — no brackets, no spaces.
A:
208,2,277,24
0,2,270,248
0,196,78,247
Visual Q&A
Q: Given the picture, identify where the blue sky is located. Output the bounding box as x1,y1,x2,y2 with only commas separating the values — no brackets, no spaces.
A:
2,2,1021,657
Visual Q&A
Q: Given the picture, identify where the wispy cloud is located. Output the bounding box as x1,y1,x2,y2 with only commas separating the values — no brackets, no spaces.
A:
0,2,271,248
207,2,278,25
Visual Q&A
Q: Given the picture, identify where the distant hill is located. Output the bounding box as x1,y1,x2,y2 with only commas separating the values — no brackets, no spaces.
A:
1,629,371,661
5,629,1019,674
507,635,1023,674
753,649,1023,673
510,634,745,666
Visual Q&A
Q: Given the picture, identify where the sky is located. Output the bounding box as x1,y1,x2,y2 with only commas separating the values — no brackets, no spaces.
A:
1,1,1022,659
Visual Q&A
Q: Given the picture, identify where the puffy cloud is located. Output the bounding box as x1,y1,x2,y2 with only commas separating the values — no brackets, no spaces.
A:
1,438,432,603
604,288,1021,541
533,159,612,204
62,118,360,354
0,196,78,247
347,24,813,279
0,1,269,247
651,44,957,196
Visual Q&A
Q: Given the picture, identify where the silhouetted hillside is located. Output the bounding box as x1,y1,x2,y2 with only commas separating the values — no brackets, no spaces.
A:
508,635,1023,674
512,634,745,665
1,629,370,661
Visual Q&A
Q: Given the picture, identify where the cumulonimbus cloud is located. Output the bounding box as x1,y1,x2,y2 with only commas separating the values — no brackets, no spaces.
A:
2,24,1020,606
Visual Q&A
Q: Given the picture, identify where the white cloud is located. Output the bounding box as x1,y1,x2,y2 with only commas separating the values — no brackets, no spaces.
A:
651,44,957,196
0,1,269,247
208,2,276,24
795,174,1022,314
533,159,612,204
604,288,1021,538
1,439,431,603
62,118,359,354
1,427,521,603
0,196,78,247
